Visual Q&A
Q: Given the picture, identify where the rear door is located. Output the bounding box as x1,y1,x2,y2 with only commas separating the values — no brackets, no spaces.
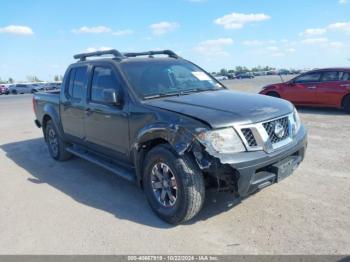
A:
282,72,321,104
60,66,88,141
84,64,130,162
316,71,344,107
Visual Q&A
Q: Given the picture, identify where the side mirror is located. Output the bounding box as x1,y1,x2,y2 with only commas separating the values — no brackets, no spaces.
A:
103,89,122,106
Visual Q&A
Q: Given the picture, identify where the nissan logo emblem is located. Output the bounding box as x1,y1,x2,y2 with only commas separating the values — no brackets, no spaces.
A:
274,122,285,138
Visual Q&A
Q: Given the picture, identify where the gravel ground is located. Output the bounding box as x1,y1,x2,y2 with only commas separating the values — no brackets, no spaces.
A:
0,75,349,255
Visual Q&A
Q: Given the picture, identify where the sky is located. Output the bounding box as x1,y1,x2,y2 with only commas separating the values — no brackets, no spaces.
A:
0,0,350,81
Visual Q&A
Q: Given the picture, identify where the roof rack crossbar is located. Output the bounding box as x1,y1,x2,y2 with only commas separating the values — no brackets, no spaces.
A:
73,49,124,61
123,50,179,59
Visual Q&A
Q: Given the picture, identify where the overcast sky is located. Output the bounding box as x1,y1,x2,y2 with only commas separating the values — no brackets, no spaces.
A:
0,0,350,81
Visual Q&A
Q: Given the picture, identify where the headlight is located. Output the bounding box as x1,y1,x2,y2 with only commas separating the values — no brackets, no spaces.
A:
197,127,246,153
293,107,301,135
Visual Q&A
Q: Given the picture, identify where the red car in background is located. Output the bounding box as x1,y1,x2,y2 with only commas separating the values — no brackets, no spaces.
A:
0,84,9,95
259,68,350,113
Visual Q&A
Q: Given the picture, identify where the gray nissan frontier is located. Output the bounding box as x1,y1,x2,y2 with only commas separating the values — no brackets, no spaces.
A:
33,49,307,224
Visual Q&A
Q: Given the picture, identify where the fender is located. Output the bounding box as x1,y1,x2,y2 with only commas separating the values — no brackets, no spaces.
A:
131,122,196,186
42,104,65,140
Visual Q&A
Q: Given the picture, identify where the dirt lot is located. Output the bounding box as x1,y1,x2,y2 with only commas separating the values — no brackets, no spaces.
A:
0,76,349,254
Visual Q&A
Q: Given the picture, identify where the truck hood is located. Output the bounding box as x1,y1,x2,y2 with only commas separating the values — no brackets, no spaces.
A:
144,89,293,128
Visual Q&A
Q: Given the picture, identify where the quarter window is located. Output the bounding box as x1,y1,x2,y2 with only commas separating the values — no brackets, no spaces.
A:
91,66,121,103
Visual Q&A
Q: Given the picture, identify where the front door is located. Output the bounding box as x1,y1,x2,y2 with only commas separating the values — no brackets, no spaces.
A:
283,71,321,105
84,65,130,162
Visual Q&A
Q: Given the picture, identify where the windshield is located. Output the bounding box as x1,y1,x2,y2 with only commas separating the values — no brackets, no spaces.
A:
120,59,224,99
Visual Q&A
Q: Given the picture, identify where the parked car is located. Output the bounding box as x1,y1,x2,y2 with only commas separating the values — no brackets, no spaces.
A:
260,68,350,113
214,75,228,81
9,83,44,94
33,49,307,224
227,73,236,79
43,82,62,91
236,72,254,79
0,84,9,95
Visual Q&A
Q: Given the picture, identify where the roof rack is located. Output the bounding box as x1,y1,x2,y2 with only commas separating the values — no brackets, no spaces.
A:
123,50,179,59
73,49,124,61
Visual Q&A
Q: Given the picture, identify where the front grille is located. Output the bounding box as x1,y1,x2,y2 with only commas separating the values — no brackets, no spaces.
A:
241,128,258,147
263,117,289,144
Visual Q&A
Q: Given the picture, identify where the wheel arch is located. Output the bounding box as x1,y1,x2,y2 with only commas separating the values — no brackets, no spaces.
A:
132,124,195,188
341,93,350,108
41,104,65,140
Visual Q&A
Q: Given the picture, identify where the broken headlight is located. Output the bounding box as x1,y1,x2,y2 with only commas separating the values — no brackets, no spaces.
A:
197,127,246,154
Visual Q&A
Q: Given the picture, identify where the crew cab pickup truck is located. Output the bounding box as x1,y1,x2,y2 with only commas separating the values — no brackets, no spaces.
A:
33,49,307,224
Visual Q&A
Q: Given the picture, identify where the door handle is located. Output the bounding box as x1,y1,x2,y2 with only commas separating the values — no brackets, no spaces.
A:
85,108,92,116
307,86,317,89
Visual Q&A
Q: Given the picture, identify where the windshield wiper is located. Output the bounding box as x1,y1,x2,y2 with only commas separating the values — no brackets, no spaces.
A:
143,88,222,100
144,92,181,100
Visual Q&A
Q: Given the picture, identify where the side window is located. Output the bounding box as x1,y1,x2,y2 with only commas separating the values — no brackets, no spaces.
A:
321,71,340,82
66,67,87,100
294,72,321,83
340,71,350,81
91,66,121,103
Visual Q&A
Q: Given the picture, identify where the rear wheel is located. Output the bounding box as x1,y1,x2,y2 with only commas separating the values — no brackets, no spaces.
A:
143,144,205,224
45,120,72,161
266,91,280,98
11,90,17,95
343,95,350,114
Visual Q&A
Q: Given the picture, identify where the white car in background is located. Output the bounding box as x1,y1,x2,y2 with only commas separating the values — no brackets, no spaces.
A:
9,83,44,94
214,75,228,81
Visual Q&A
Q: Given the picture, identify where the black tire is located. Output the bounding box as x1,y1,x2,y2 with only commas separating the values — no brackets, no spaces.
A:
266,91,280,98
143,144,205,224
11,90,17,95
45,120,72,161
343,95,350,114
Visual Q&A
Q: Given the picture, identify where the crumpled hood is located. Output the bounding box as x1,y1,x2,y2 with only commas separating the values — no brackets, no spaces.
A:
145,89,293,128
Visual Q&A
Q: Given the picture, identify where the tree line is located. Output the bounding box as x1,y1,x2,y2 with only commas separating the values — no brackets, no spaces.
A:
0,75,63,84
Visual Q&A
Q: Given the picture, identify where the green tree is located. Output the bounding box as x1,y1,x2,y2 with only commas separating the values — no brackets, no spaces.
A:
27,75,42,82
8,77,14,83
220,68,228,76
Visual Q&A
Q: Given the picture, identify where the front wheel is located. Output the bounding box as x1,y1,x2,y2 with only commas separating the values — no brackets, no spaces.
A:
143,144,205,224
343,95,350,114
45,120,72,161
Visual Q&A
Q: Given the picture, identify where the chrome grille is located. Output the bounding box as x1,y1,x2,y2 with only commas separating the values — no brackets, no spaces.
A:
241,128,257,147
263,117,289,144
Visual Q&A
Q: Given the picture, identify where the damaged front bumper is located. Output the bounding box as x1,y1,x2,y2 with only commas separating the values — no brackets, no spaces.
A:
197,125,307,197
230,125,307,197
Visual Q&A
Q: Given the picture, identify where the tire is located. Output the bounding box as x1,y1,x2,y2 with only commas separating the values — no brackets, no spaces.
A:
266,91,280,98
143,144,205,224
11,90,17,95
45,120,72,161
343,95,350,114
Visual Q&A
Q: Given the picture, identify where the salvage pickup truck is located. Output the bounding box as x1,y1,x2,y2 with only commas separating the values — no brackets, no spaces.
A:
33,49,307,224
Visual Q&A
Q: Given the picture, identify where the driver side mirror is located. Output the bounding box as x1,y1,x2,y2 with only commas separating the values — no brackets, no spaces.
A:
103,89,122,106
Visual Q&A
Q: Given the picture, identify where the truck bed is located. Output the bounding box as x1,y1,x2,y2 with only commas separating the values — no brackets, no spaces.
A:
33,90,60,126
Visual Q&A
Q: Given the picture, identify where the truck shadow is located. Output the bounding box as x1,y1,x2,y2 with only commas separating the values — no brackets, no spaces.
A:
1,138,240,227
